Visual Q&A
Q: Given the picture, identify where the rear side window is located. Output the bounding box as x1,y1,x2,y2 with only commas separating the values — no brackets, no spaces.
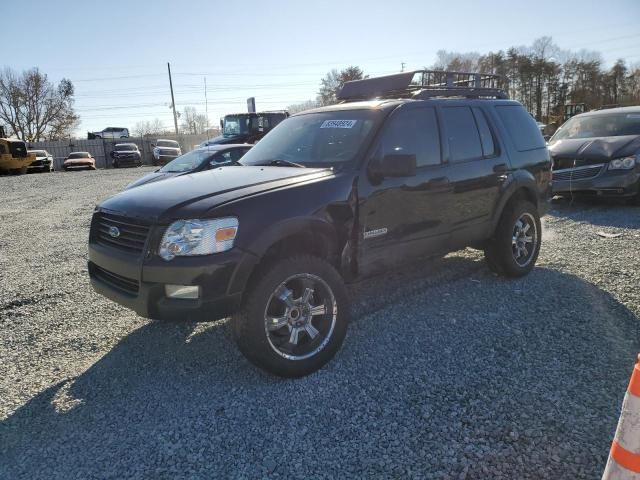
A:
472,107,496,157
440,106,483,162
495,105,545,151
380,107,441,167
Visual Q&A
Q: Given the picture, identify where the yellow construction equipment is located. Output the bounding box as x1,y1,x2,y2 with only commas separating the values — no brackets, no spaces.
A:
0,126,35,175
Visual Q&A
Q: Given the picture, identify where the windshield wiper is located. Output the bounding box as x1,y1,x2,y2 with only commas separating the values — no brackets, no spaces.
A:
257,159,306,168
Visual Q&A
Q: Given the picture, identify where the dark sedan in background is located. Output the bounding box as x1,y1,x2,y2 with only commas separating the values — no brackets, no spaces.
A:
126,144,251,189
549,106,640,203
111,143,142,168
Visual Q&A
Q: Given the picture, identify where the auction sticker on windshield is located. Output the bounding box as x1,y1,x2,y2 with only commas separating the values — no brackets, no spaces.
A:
320,120,357,129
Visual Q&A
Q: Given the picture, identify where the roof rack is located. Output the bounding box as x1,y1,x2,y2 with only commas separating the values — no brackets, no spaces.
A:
337,70,508,101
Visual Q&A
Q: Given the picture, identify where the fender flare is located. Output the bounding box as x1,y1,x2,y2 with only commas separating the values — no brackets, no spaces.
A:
227,217,340,295
490,171,539,230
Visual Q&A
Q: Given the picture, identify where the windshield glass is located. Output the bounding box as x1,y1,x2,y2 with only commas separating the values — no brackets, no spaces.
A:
160,149,214,172
29,150,46,156
551,112,640,142
114,144,137,151
239,110,379,168
156,140,178,148
69,152,89,159
223,116,251,136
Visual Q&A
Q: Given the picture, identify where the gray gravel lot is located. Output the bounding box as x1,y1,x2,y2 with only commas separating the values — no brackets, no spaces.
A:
1,168,639,479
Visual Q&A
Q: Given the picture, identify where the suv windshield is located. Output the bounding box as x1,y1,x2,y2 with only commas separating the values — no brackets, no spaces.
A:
551,111,640,142
160,149,215,173
223,116,251,136
69,152,89,159
157,140,179,148
114,144,137,151
239,110,379,168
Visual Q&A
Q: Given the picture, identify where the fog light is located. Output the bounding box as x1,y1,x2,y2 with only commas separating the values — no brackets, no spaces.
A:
165,284,200,299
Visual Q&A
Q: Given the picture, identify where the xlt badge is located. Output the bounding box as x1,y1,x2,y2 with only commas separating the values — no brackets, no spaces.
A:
364,228,388,239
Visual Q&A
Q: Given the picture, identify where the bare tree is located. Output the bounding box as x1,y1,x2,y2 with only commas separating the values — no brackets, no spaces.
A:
133,118,167,137
180,107,208,134
0,67,78,141
287,99,319,114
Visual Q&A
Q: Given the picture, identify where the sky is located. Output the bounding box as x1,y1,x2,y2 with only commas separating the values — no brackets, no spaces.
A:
4,0,640,136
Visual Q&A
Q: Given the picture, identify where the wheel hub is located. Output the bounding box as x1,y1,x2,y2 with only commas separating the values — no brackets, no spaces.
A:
511,213,537,267
264,273,337,361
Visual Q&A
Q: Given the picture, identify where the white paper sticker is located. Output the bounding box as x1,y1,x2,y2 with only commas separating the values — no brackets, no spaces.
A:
626,114,640,119
320,120,357,129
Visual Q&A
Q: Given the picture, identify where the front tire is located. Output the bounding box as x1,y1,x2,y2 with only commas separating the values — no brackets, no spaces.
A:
484,200,541,277
232,255,350,378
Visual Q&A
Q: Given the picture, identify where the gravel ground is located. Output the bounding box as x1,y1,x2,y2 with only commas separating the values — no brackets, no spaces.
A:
1,168,639,479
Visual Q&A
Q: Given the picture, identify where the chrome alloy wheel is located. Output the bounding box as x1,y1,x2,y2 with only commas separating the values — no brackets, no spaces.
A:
264,273,337,361
512,212,538,267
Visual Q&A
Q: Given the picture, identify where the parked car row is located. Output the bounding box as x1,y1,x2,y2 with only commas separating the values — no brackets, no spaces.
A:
25,138,185,172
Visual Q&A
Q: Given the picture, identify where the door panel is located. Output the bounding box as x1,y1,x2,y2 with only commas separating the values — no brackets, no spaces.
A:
358,105,451,277
438,106,508,245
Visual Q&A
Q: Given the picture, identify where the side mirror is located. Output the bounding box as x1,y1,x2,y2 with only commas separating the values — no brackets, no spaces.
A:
369,154,417,181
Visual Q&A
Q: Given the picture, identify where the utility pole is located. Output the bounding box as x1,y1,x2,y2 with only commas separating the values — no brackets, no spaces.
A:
167,62,179,136
401,62,406,72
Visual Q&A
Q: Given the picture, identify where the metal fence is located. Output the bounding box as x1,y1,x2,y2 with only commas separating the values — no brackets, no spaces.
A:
27,133,219,170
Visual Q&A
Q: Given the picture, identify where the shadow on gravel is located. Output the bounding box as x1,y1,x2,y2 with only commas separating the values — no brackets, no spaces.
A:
550,196,640,229
1,260,639,479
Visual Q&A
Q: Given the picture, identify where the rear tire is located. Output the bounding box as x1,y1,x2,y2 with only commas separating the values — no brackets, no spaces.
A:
232,255,350,378
484,200,541,277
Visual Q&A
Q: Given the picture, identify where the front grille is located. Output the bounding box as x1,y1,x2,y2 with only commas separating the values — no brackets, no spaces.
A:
159,149,177,156
93,212,150,254
92,264,139,294
553,164,603,181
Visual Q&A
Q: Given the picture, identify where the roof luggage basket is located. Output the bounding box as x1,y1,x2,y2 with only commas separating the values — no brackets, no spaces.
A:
337,70,508,101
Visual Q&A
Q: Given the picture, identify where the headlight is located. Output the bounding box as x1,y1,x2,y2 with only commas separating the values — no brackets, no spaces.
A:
159,217,238,261
609,156,636,170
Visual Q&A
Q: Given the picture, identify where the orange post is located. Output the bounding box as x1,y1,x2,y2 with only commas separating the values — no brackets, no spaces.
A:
602,355,640,479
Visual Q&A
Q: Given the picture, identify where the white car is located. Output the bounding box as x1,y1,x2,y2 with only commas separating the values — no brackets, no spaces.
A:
27,149,54,172
152,139,182,165
88,127,130,140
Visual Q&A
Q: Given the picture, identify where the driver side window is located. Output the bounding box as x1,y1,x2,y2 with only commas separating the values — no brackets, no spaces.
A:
378,107,441,167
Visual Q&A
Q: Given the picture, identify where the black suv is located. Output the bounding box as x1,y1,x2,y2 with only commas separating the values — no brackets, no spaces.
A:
88,71,551,377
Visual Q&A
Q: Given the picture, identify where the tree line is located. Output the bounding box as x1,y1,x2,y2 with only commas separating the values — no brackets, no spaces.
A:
290,37,640,128
2,37,638,141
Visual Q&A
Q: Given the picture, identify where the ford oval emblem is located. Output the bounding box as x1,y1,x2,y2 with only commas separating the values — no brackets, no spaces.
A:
108,226,121,238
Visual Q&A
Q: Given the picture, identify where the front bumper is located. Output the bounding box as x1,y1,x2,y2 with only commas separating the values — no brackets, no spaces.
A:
64,162,94,169
28,159,52,170
88,240,257,321
155,154,179,164
113,156,141,167
552,167,640,197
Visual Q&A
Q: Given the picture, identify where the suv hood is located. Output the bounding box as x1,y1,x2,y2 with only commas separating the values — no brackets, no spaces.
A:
99,165,334,221
549,135,640,168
